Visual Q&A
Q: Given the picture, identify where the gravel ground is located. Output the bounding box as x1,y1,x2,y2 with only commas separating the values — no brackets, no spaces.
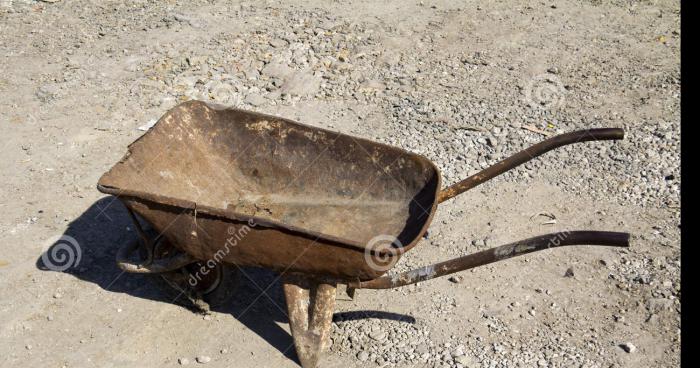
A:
0,1,680,367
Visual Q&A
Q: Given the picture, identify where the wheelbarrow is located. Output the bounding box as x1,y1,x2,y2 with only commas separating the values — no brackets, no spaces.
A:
97,100,630,368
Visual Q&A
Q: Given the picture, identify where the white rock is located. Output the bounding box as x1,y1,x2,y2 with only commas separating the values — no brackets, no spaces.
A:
620,342,636,353
196,355,211,363
454,355,474,366
137,119,157,131
369,330,387,341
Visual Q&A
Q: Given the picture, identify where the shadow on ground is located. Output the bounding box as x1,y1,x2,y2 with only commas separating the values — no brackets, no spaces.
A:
36,196,415,365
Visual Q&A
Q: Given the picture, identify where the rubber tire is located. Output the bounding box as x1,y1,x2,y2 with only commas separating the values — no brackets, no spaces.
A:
138,227,241,312
160,262,240,312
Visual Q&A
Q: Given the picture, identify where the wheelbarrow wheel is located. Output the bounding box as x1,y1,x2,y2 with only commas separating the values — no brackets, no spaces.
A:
144,232,239,312
122,214,240,313
160,262,240,313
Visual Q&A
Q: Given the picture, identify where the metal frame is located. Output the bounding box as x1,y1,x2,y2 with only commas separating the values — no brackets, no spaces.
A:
111,124,629,368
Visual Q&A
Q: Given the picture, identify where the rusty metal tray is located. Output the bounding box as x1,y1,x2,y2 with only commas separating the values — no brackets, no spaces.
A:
98,100,440,280
97,100,631,368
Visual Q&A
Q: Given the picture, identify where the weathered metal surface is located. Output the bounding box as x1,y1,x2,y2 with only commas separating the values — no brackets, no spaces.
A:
437,128,625,203
348,231,630,289
99,100,631,368
98,100,440,280
283,275,337,368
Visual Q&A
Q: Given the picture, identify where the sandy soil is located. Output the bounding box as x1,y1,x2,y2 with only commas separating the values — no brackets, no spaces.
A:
0,1,680,367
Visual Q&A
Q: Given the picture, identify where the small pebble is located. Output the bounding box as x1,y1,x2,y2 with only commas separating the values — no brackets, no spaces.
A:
196,355,211,364
564,267,575,277
454,355,473,366
369,330,386,341
620,342,636,353
178,357,190,365
269,38,288,48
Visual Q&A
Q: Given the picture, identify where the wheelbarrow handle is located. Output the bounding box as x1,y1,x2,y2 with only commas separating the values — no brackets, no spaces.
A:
348,230,630,290
438,128,625,203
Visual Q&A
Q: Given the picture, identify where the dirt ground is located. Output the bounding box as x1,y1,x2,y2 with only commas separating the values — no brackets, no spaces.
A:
0,1,680,367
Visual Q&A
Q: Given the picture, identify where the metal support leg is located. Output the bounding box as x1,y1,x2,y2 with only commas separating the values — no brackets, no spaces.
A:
283,275,337,368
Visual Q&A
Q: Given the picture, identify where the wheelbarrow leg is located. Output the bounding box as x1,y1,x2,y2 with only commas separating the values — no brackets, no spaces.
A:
283,275,337,368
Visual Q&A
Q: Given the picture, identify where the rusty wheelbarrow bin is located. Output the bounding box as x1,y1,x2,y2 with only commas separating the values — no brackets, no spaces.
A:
97,100,630,368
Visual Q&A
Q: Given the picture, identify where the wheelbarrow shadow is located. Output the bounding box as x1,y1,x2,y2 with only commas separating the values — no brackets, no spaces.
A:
35,197,416,364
